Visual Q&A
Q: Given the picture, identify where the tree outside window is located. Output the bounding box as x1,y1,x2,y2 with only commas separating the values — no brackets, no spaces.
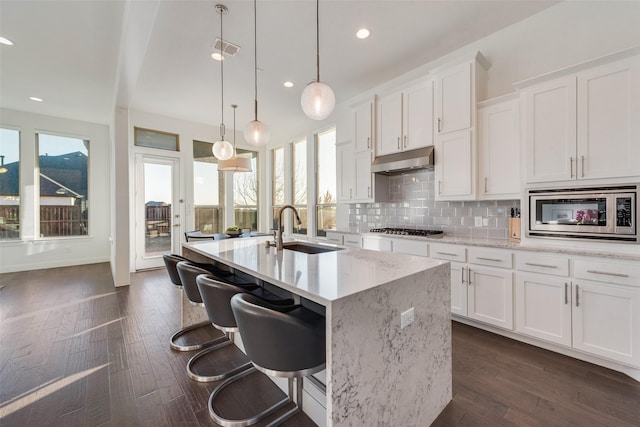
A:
193,140,224,233
316,128,336,236
233,149,258,231
292,139,307,235
271,146,285,230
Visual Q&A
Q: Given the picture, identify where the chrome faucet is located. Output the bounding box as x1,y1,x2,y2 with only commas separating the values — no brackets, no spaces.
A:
276,205,302,250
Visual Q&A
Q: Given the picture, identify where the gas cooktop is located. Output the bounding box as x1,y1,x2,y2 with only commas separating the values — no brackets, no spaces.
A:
369,228,444,237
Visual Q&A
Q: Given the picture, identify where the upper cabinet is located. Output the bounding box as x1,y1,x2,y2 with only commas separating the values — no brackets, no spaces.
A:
377,80,434,156
477,96,520,200
434,52,490,201
353,101,374,153
520,53,640,184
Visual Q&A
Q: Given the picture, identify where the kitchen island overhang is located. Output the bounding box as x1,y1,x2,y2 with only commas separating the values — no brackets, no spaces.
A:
182,236,452,426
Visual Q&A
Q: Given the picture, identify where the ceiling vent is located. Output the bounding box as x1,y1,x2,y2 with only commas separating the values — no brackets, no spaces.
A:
212,38,240,56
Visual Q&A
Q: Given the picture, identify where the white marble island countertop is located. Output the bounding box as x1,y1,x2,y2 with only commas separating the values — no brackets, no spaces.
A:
184,235,447,305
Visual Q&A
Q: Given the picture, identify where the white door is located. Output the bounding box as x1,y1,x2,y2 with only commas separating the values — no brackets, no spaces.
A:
403,80,434,151
435,129,474,200
377,91,403,156
135,154,181,270
468,266,514,330
450,262,468,317
436,61,471,134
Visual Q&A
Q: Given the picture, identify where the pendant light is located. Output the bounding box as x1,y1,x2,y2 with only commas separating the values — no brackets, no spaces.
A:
300,0,335,120
218,104,252,172
243,0,270,147
212,4,233,160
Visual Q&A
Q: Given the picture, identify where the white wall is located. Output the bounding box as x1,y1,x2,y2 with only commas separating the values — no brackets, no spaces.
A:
0,108,111,273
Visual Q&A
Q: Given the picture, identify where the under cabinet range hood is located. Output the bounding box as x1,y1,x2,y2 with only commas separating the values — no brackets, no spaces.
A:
371,146,434,175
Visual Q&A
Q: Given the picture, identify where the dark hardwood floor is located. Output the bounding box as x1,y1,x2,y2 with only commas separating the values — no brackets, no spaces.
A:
1,263,639,426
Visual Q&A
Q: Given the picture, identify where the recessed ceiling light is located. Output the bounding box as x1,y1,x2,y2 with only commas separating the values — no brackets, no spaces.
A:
0,36,14,46
356,28,370,39
283,81,294,88
211,52,224,61
30,97,43,102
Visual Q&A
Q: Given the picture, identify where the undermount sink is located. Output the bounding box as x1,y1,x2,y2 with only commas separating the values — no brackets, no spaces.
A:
282,242,343,254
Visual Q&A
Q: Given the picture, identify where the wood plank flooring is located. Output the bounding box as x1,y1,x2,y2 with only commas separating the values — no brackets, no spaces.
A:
1,263,639,426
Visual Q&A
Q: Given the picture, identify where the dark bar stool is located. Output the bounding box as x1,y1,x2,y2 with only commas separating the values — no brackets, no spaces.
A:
163,253,188,289
208,293,326,426
186,275,257,383
170,261,229,352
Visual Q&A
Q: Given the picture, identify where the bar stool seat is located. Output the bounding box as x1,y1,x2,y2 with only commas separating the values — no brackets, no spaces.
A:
163,253,189,289
208,293,326,426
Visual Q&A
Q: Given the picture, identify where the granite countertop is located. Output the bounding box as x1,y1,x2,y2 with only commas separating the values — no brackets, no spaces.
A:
184,236,447,305
359,232,640,262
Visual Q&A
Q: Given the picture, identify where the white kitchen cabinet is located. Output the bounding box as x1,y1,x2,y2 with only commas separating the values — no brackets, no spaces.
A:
434,52,488,201
522,53,640,183
572,279,640,367
391,238,429,257
342,234,362,248
434,129,475,200
449,261,467,317
353,151,372,200
468,265,514,330
362,235,392,252
353,100,374,153
377,80,434,156
515,272,572,346
477,96,520,200
325,231,344,245
337,143,374,203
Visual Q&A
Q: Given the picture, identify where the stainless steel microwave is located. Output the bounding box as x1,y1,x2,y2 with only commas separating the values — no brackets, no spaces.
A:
527,185,637,243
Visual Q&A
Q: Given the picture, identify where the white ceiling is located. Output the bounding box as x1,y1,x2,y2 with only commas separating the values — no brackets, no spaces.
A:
0,0,557,142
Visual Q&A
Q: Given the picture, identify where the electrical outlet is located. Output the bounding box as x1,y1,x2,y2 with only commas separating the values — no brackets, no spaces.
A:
474,216,483,227
400,307,415,329
482,217,489,227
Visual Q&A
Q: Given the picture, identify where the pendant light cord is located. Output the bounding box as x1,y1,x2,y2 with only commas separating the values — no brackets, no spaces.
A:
253,0,258,120
219,5,225,139
316,0,320,82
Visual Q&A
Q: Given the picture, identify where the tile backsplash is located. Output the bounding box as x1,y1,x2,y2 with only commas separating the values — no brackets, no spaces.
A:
348,170,520,239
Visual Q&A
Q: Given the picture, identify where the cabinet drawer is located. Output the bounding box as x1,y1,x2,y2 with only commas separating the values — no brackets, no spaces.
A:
392,239,428,257
343,235,362,248
574,259,640,287
430,243,466,262
468,247,512,269
362,236,392,252
515,252,569,277
325,232,344,245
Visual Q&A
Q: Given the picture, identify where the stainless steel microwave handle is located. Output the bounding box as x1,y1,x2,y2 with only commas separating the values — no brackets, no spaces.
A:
586,270,629,278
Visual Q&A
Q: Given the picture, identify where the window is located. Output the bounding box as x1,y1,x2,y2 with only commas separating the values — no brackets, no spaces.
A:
292,139,307,235
233,149,258,231
271,146,285,229
135,127,179,151
315,128,336,236
0,128,20,240
193,140,224,233
37,133,89,237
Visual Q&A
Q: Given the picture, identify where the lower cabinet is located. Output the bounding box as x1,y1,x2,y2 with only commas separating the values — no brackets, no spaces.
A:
467,266,514,330
516,272,640,368
450,261,467,317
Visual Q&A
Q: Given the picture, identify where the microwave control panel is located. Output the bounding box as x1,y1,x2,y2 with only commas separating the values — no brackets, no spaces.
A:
616,197,633,228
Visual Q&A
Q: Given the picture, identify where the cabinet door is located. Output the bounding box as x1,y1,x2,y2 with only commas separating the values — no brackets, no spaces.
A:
337,143,354,203
377,92,403,156
478,99,520,199
450,262,468,317
524,75,577,183
572,280,640,367
436,61,471,134
468,266,513,330
515,273,572,346
354,101,373,153
577,56,640,180
353,150,372,201
403,80,434,151
435,129,475,200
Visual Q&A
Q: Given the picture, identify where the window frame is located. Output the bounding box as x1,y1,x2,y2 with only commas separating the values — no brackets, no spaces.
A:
0,127,21,241
291,138,308,236
314,127,337,237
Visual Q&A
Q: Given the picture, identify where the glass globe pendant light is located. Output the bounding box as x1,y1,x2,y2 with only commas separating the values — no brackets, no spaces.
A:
218,105,252,172
300,0,335,120
212,4,233,160
244,0,270,147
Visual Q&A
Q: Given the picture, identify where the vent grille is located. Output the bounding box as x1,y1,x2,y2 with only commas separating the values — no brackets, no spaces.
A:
212,38,240,56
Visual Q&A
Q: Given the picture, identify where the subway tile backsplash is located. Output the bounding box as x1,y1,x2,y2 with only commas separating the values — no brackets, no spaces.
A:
348,170,520,239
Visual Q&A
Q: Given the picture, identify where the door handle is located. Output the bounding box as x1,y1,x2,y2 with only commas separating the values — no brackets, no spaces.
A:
570,157,574,178
403,135,407,148
397,137,401,150
575,285,580,307
438,118,442,133
581,155,585,177
461,267,465,284
564,283,568,305
173,224,180,227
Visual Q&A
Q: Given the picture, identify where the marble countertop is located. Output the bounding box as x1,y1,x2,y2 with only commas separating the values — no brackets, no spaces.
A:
359,232,640,261
184,236,447,305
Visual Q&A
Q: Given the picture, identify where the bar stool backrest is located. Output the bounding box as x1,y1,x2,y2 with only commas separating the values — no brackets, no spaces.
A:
163,253,188,286
231,293,326,376
197,275,249,332
176,261,212,304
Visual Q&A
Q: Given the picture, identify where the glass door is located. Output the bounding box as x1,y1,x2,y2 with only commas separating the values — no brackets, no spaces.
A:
135,154,181,270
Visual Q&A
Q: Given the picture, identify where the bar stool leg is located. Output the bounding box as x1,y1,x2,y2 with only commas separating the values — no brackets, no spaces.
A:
169,320,228,352
187,332,253,383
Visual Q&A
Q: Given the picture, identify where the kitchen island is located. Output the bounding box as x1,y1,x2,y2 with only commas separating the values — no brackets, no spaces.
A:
182,236,451,426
